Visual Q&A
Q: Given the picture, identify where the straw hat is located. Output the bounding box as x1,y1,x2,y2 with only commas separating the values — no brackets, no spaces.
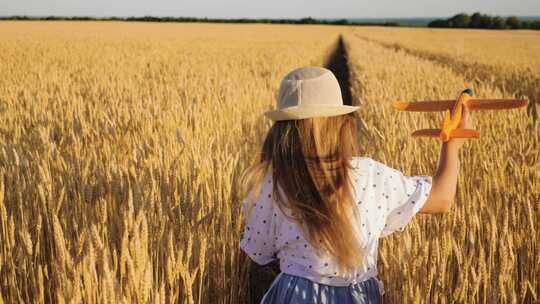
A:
264,66,360,121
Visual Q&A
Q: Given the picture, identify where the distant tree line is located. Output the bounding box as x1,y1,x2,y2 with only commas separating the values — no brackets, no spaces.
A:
0,15,399,26
428,12,540,30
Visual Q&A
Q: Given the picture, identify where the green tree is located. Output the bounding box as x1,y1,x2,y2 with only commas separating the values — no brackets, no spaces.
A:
450,13,471,28
506,16,521,29
470,12,482,28
492,16,506,29
479,14,494,28
428,19,450,28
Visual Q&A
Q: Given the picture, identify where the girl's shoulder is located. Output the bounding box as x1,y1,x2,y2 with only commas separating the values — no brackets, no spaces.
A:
350,156,401,176
350,156,381,173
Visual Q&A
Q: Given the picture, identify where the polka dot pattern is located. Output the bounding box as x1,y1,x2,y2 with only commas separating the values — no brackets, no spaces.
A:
239,156,432,286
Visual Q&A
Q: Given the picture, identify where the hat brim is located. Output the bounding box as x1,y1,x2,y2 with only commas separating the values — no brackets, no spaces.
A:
264,104,361,121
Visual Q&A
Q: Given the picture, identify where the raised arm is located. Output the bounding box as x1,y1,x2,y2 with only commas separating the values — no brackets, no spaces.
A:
419,106,470,214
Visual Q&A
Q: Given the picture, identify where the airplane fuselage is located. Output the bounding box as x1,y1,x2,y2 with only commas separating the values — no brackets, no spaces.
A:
440,91,471,141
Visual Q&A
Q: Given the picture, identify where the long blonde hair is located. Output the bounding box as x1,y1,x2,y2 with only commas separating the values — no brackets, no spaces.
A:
240,112,364,272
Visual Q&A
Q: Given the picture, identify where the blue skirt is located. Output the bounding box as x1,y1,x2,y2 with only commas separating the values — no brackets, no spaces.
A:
260,273,382,304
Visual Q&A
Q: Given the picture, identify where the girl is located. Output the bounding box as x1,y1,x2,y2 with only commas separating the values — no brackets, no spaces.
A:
239,66,469,303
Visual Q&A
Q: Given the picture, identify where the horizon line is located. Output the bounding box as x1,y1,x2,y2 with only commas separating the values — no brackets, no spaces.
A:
2,14,540,20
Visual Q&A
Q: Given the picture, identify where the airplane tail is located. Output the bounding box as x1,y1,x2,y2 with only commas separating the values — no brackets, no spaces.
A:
449,128,480,138
411,128,480,139
411,129,442,138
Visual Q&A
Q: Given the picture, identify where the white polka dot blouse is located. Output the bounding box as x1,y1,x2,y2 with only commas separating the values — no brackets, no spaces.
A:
239,156,432,287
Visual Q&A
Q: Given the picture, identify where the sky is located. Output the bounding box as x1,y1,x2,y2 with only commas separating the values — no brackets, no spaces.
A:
1,0,539,18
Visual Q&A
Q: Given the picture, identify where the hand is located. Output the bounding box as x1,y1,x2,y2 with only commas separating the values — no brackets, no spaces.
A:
448,105,472,149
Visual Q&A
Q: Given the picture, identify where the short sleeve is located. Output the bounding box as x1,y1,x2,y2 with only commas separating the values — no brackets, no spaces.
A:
239,183,278,265
372,160,432,238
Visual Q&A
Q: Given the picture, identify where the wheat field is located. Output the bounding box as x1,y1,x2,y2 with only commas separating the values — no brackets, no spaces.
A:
0,22,538,303
352,26,540,119
343,32,538,303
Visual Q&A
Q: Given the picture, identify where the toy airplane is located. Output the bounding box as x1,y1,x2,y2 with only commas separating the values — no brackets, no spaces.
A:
393,88,529,141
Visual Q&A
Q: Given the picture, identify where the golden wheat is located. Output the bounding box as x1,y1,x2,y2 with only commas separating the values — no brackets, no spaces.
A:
0,22,538,303
352,27,540,70
0,21,344,303
344,32,539,303
352,26,540,117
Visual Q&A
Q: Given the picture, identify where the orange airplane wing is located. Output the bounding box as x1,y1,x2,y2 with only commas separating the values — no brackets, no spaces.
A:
393,100,455,112
411,128,481,139
465,99,529,110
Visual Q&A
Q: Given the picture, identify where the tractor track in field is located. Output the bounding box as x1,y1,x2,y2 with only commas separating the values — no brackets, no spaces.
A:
324,34,356,107
353,33,538,123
